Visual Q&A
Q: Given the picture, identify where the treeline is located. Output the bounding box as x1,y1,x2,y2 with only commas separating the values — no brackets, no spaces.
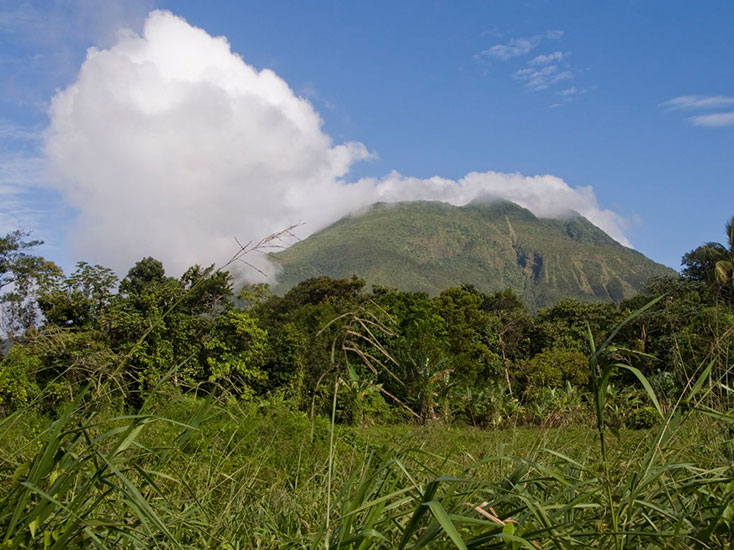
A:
1,220,733,428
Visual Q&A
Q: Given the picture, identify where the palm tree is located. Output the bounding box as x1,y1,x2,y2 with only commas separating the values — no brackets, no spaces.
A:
682,216,734,307
714,217,734,307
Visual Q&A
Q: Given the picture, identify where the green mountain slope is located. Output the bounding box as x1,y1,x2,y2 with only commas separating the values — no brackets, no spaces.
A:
271,200,676,309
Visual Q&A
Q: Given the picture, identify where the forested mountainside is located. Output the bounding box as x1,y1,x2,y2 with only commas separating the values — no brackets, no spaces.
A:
273,200,675,309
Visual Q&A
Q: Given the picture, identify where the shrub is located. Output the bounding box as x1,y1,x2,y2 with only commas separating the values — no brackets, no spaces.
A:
0,346,40,411
518,347,589,398
626,405,660,429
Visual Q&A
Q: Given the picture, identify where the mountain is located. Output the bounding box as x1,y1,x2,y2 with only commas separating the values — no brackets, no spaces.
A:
271,200,676,309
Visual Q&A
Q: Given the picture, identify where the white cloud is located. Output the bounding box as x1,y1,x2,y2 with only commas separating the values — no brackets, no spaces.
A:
477,30,563,61
367,171,630,246
688,112,734,127
44,11,629,279
45,10,372,276
529,51,565,66
0,154,48,234
662,95,734,128
663,95,734,111
475,31,585,98
481,39,537,61
514,65,573,92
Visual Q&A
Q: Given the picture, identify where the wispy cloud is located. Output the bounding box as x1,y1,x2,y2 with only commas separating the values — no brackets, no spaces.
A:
0,3,41,32
476,30,563,61
0,0,154,111
0,154,49,234
0,0,153,45
514,65,573,92
663,95,734,111
549,85,593,109
0,154,45,188
529,51,566,66
663,95,734,128
689,113,734,127
0,120,42,143
476,31,588,100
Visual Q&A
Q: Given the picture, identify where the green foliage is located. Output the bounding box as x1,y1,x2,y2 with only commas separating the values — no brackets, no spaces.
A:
0,231,62,339
371,287,450,405
458,383,523,427
403,356,453,422
118,256,167,296
204,309,268,394
436,285,500,387
517,347,589,398
237,282,271,310
26,329,117,393
534,299,625,354
2,374,733,549
0,219,733,548
682,215,734,307
275,274,365,313
0,231,49,291
103,257,237,395
0,220,733,548
0,346,40,411
625,405,659,429
38,262,118,329
179,263,233,315
336,366,397,425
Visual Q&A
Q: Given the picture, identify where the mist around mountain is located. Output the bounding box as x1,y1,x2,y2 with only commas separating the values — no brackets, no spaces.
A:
272,200,676,309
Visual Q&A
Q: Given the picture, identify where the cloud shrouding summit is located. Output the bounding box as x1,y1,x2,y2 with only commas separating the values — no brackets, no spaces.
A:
45,10,629,278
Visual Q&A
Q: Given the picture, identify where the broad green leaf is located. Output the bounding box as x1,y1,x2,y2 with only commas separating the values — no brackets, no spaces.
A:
424,500,468,550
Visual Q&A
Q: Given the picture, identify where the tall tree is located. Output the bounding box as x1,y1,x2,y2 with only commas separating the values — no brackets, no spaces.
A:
482,289,532,395
714,217,734,306
682,216,734,307
0,231,62,339
38,262,118,330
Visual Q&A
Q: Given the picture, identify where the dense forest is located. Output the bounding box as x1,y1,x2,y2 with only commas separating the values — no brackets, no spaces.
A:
2,222,733,427
1,219,733,548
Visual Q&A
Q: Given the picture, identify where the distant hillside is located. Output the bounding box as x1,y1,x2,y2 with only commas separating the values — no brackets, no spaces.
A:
271,200,676,309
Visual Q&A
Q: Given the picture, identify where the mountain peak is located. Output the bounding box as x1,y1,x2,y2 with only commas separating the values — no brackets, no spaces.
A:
272,200,674,309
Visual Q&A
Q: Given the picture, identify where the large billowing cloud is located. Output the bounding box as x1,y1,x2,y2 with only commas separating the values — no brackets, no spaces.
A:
45,10,629,280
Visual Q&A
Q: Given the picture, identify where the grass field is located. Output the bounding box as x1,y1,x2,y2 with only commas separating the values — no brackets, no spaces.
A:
2,380,732,549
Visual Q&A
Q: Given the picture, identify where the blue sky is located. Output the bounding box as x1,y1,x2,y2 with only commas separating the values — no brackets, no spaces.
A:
1,0,733,276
